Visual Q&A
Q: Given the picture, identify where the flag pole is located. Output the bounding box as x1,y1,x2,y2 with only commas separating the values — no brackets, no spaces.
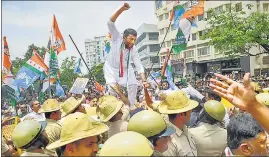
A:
48,36,52,98
69,35,91,73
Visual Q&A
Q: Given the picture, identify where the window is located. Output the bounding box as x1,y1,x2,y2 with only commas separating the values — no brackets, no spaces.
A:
155,0,163,10
235,3,242,12
149,44,160,52
138,46,147,53
263,3,269,12
207,11,212,18
150,56,160,63
136,33,146,45
225,4,231,12
158,14,164,21
215,5,223,15
199,30,206,37
167,41,171,47
97,42,99,44
192,33,197,41
198,14,204,21
149,33,159,40
185,50,194,58
164,13,169,20
198,47,210,56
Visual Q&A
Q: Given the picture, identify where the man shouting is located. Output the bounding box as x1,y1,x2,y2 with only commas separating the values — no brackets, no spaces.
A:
104,3,149,109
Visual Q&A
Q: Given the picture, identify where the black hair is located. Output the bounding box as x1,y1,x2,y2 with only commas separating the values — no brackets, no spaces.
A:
207,90,221,101
168,112,187,121
123,28,137,38
227,112,264,149
199,109,219,125
23,133,49,151
45,112,52,119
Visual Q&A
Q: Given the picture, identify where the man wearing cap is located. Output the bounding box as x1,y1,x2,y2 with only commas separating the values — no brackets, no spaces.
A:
96,94,129,138
46,112,109,157
189,100,227,156
158,90,198,156
38,99,62,156
12,120,49,156
59,95,86,124
128,110,176,156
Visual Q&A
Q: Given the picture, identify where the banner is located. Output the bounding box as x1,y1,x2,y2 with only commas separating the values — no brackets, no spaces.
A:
69,78,89,94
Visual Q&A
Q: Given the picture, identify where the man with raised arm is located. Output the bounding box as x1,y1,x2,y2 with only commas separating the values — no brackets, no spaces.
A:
104,3,149,109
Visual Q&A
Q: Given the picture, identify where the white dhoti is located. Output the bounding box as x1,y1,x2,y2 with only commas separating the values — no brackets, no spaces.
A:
104,61,138,109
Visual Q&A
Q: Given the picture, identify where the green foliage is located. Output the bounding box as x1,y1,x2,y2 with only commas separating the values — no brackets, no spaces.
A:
84,63,105,85
59,57,79,88
201,4,269,57
11,44,47,75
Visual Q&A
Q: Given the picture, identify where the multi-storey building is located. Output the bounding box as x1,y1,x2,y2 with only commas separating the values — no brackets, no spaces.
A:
85,35,106,69
155,0,269,77
135,23,161,73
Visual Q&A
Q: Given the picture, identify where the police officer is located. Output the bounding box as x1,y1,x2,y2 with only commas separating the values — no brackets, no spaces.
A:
99,131,154,156
158,90,198,156
12,120,49,156
128,110,175,156
59,95,86,124
38,99,62,156
96,95,129,138
46,112,109,157
189,100,227,156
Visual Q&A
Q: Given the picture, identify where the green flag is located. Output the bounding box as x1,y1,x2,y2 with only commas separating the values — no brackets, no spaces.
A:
38,91,45,104
10,98,16,107
172,29,187,54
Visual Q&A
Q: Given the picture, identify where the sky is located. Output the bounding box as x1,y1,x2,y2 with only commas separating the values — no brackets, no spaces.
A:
2,1,157,73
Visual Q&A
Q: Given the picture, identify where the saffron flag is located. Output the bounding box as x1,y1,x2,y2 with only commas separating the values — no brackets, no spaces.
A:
14,53,48,89
2,36,12,80
51,15,66,54
182,0,204,19
95,81,103,92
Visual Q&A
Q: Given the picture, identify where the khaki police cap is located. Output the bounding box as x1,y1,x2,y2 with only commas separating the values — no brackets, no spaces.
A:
38,99,61,113
46,112,108,150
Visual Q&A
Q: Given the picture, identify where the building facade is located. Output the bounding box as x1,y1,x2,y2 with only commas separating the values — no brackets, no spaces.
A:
85,35,106,69
135,23,161,73
154,0,269,77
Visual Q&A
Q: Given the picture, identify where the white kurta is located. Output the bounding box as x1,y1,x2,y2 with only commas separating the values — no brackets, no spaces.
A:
104,19,144,86
104,19,144,109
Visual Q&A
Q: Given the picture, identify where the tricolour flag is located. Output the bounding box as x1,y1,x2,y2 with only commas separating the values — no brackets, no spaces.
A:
51,15,66,54
2,36,12,80
182,0,204,19
14,53,48,89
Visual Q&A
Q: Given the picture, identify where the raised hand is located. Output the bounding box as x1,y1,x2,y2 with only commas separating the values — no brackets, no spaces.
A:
122,3,130,10
209,73,258,112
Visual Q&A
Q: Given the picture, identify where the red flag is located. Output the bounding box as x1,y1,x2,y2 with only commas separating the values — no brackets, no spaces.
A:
2,36,12,80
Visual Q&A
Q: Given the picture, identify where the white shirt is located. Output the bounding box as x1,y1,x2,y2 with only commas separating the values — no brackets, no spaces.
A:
21,112,45,121
107,120,128,138
105,19,144,74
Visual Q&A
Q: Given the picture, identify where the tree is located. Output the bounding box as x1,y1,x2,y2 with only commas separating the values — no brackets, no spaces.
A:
201,4,269,57
24,44,47,60
59,57,79,88
90,63,105,85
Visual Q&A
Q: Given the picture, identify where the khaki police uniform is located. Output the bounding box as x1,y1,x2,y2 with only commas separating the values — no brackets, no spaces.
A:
20,151,50,156
44,119,62,156
164,122,197,156
189,122,227,156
